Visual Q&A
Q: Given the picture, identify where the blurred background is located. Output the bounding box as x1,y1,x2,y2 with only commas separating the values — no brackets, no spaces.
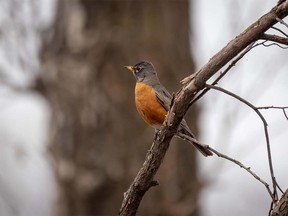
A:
0,0,287,216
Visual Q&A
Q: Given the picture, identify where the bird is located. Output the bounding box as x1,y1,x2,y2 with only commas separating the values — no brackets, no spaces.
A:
125,61,212,157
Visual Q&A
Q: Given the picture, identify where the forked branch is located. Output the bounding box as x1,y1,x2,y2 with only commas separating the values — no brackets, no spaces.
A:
205,84,280,201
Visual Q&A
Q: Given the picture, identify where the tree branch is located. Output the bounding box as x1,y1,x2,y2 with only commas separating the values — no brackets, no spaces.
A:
188,42,257,106
207,145,275,201
119,3,288,215
257,106,288,120
260,34,288,45
271,189,288,216
179,133,275,201
271,26,288,37
276,16,288,28
205,84,279,201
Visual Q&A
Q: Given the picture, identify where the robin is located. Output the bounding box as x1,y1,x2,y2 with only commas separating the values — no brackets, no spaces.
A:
125,61,212,157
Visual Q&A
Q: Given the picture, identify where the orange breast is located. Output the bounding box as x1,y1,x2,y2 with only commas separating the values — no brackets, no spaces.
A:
135,82,167,126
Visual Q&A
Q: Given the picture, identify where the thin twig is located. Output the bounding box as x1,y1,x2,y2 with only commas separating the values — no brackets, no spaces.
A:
276,17,288,28
283,109,288,120
257,106,288,120
276,182,285,194
189,42,257,106
208,146,275,201
261,41,288,49
271,26,288,37
257,106,288,109
205,84,279,202
179,134,275,200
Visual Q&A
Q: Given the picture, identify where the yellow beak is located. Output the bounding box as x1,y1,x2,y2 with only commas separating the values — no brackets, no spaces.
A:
125,66,134,72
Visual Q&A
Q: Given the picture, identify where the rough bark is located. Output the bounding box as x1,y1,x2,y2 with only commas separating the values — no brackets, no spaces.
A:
271,189,288,216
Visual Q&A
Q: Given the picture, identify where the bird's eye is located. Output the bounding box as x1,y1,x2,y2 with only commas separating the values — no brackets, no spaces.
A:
135,66,142,73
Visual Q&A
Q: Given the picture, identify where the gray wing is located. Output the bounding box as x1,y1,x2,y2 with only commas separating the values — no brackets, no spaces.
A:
154,84,172,111
154,83,194,136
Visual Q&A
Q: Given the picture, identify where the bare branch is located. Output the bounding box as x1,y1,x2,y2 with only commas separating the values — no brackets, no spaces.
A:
189,42,257,105
208,146,275,201
181,3,288,86
257,105,288,109
260,34,288,45
179,133,275,201
271,189,288,216
261,41,288,49
271,26,288,37
276,17,288,28
119,130,176,215
283,109,288,120
257,106,288,120
205,84,279,201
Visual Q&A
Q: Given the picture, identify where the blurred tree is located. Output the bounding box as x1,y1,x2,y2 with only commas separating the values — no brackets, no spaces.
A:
40,0,201,215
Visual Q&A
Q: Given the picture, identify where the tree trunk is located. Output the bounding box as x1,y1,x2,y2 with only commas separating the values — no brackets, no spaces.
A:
40,0,200,215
